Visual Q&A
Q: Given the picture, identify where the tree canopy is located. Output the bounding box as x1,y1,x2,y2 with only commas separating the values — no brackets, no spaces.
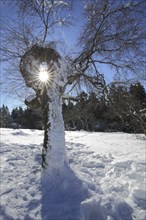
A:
1,0,146,99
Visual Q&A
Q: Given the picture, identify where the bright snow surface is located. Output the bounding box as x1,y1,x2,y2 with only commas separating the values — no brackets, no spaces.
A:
0,129,146,220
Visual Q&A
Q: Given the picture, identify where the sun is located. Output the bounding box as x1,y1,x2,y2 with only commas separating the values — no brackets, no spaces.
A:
36,62,54,88
39,62,49,83
39,70,49,82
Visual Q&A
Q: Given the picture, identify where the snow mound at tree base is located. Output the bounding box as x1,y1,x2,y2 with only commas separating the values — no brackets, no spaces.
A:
41,164,89,220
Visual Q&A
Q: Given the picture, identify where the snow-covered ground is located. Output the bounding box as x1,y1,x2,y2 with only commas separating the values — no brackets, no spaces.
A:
0,128,146,220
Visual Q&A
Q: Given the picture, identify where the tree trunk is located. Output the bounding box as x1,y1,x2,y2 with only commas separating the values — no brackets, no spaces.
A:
42,85,67,175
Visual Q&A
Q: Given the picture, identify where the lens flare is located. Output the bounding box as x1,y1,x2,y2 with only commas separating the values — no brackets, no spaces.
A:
29,62,55,89
39,70,49,82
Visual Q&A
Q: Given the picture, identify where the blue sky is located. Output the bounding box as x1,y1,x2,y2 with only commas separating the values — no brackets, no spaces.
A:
0,1,86,111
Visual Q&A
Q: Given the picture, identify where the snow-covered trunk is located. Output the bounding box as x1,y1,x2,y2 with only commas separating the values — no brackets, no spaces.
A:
42,86,67,174
41,58,68,176
19,44,68,176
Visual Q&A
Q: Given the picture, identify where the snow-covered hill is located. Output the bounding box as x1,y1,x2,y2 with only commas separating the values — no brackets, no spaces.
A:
0,129,146,220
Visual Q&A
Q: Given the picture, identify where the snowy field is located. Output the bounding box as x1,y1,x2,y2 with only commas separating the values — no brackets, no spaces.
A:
0,128,146,220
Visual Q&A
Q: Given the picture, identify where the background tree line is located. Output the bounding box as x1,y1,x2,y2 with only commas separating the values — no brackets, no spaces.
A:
0,106,43,129
1,81,145,134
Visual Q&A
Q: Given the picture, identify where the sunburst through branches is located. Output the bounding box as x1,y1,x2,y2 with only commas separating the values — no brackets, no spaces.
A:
36,62,55,88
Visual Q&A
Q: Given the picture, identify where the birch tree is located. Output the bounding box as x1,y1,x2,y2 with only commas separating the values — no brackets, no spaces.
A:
1,0,146,172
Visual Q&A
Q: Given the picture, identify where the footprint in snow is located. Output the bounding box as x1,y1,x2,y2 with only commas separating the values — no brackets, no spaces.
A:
132,188,146,209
